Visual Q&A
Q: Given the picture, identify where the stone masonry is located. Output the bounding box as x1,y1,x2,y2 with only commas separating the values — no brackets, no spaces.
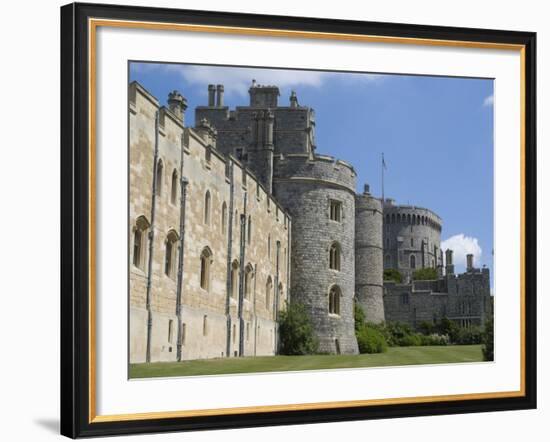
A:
129,80,493,362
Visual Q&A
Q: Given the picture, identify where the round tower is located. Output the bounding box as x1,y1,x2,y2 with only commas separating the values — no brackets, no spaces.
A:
273,154,358,355
382,199,443,281
355,185,384,323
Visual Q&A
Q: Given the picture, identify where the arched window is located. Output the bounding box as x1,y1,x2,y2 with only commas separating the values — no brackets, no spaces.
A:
221,202,227,235
200,247,213,291
170,169,178,205
247,216,252,244
230,260,239,298
410,237,414,247
385,254,392,268
244,264,254,299
386,214,390,224
329,242,341,271
132,216,150,270
391,213,395,223
164,230,179,278
328,285,341,315
265,276,273,310
407,214,411,224
410,254,416,269
204,191,211,224
155,160,163,196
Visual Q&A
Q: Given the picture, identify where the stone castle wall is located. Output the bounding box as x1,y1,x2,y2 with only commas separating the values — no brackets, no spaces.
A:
129,82,290,363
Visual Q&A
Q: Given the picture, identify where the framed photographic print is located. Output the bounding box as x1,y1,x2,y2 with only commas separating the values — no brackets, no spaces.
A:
60,2,537,438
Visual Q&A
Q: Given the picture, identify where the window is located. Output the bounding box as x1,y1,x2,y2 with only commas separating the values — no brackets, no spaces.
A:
204,191,211,224
328,285,341,315
247,216,252,244
168,319,173,343
232,324,236,343
385,254,392,268
164,231,178,278
244,264,253,299
329,242,341,271
181,323,186,345
170,169,178,205
410,237,414,247
221,202,227,235
278,283,284,308
200,247,212,291
265,276,273,310
410,254,416,269
330,200,342,222
132,216,150,270
401,293,410,305
155,160,163,196
386,237,390,248
246,322,250,341
203,315,208,336
231,260,239,298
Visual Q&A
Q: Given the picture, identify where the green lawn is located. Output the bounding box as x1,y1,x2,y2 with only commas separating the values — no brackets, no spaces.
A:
130,345,484,378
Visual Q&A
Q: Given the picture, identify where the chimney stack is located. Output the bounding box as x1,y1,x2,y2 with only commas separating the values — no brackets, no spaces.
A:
466,253,474,271
207,84,216,107
445,249,455,275
216,84,224,107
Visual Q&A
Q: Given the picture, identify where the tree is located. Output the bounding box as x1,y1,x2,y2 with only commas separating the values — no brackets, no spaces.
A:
384,268,403,283
354,302,366,331
482,316,494,361
412,267,438,280
278,302,319,355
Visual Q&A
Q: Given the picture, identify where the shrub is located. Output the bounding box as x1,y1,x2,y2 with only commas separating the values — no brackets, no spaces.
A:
383,268,403,283
278,302,319,355
354,302,366,332
436,316,460,342
357,324,388,354
418,321,435,335
420,334,449,346
397,333,422,347
482,317,494,361
412,267,438,280
454,327,483,345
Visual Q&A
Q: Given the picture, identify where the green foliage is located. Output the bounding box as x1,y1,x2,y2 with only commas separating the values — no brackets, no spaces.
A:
278,302,319,355
384,322,414,346
383,268,403,283
482,316,494,361
412,267,438,281
419,334,449,346
418,321,435,335
454,327,483,345
436,316,460,342
356,323,388,354
354,302,366,332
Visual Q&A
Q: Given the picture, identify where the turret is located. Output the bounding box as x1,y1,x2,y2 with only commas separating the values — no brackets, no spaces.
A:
167,90,188,123
249,81,279,107
355,184,384,322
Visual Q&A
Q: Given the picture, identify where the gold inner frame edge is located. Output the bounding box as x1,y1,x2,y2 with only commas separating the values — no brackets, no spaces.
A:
87,17,527,424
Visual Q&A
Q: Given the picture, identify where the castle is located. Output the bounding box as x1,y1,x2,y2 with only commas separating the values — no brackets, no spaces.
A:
129,80,492,363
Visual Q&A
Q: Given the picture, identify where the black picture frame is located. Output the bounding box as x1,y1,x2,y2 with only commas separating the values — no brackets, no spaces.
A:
60,2,537,438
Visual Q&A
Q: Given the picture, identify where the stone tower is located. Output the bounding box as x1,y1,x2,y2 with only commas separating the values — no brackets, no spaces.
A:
195,82,358,354
355,184,385,323
382,199,443,281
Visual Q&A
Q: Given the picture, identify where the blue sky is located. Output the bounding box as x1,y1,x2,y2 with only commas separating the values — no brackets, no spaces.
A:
130,62,494,287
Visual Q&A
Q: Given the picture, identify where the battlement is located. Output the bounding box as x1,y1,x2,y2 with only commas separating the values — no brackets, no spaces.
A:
273,153,356,193
383,201,442,231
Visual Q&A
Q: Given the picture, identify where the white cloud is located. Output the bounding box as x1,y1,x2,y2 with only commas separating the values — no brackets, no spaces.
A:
131,62,384,98
441,234,482,271
483,94,494,107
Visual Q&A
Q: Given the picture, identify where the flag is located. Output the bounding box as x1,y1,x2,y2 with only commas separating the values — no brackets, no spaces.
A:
382,154,387,170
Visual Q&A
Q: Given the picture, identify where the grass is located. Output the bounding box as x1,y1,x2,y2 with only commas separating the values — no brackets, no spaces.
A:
130,345,484,378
